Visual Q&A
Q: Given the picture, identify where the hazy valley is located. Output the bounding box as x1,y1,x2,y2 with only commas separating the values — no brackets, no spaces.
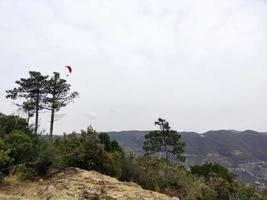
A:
107,130,267,185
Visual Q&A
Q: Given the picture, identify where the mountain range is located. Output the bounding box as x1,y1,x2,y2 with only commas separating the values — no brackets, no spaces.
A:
107,130,267,185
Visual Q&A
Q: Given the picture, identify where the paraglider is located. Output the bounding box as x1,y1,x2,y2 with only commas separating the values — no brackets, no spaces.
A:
65,66,72,76
65,66,72,73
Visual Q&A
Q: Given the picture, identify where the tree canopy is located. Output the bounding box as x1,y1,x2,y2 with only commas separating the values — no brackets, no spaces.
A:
6,71,78,136
143,118,185,162
6,71,48,134
43,72,78,136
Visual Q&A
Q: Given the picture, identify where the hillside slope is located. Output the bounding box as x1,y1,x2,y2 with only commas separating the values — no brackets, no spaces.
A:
0,168,179,200
107,130,267,185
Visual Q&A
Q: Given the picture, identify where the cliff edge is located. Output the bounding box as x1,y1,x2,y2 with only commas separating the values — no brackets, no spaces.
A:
0,167,179,200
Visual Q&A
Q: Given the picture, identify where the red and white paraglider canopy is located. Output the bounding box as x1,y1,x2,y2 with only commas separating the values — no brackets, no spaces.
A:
65,66,72,73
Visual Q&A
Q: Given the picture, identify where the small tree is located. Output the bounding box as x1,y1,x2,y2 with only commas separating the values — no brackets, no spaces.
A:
191,162,235,182
98,133,124,156
0,113,29,136
6,71,48,134
143,118,185,162
43,72,78,137
4,130,33,164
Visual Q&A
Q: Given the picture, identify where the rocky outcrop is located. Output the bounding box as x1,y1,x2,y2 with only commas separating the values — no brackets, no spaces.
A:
0,168,179,200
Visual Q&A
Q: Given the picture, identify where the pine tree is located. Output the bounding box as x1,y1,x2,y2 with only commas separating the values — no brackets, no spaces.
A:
6,71,48,134
143,118,185,162
43,72,78,137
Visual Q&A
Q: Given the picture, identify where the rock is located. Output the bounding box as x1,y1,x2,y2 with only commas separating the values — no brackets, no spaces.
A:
0,167,179,200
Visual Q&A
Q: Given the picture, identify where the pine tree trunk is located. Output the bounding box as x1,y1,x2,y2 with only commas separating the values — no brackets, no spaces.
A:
27,111,30,128
49,103,55,138
34,91,39,134
49,79,56,138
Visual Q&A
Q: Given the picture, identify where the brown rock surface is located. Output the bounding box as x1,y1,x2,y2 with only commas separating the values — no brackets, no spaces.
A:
0,168,179,200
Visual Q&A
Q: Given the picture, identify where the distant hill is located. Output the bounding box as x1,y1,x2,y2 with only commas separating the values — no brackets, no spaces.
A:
107,130,267,185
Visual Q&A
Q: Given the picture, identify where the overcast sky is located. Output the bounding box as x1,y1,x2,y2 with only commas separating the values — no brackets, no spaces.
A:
1,0,267,134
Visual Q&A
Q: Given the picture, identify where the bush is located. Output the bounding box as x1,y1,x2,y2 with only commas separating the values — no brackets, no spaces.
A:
0,138,12,170
0,172,4,185
13,165,36,181
200,184,217,200
56,127,124,178
191,162,235,182
4,130,33,165
0,113,265,200
101,151,123,177
0,113,29,137
98,133,124,156
30,137,64,176
120,154,209,199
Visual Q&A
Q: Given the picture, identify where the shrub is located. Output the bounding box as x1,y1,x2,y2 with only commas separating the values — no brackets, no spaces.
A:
0,113,29,137
98,133,124,156
56,127,124,178
0,138,13,170
13,165,36,181
4,130,33,165
0,172,4,185
200,184,217,200
121,154,209,199
31,137,64,176
191,162,235,182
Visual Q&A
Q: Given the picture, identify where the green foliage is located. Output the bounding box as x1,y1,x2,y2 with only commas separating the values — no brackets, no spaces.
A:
31,137,63,176
0,172,4,185
121,154,209,200
120,156,267,199
6,71,78,136
6,71,49,134
44,72,78,112
13,165,37,181
43,72,79,136
200,184,218,200
191,162,235,182
0,113,266,199
57,127,123,178
4,131,33,165
143,118,185,162
0,138,13,168
0,113,29,136
0,130,34,172
98,133,124,156
102,151,123,177
206,177,267,200
0,114,64,177
263,187,267,197
57,128,102,169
